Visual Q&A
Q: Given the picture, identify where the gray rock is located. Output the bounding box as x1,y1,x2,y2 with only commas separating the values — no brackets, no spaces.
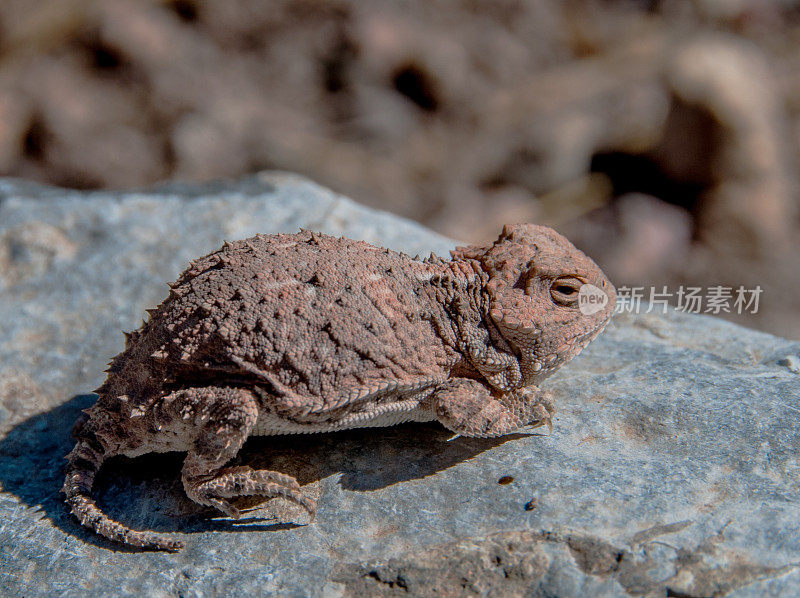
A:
1,173,798,597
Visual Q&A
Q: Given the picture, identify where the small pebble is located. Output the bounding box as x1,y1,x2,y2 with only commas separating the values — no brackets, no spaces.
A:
497,476,514,485
778,355,800,374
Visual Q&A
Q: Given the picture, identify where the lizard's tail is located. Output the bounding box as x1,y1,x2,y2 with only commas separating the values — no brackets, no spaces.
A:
62,428,184,552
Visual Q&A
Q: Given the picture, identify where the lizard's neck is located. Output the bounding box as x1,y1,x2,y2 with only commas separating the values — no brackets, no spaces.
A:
419,256,485,311
418,257,507,354
408,258,480,354
419,257,524,384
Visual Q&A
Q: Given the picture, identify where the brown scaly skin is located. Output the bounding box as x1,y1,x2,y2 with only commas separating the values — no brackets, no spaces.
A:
63,224,616,551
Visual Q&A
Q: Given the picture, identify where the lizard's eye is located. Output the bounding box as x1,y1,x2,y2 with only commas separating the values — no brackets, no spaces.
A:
550,277,582,306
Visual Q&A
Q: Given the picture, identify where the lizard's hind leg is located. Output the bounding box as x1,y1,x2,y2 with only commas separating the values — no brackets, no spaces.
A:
164,386,316,521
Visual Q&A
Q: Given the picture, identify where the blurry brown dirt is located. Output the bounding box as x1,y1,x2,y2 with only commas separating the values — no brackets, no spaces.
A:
1,0,800,337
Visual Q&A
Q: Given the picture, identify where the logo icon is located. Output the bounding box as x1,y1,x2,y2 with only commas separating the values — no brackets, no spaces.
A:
578,284,608,315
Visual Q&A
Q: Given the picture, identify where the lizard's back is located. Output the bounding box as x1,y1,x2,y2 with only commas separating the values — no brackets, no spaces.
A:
100,231,461,415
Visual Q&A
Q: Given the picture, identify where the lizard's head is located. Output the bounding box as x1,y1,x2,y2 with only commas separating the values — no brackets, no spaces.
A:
453,224,616,384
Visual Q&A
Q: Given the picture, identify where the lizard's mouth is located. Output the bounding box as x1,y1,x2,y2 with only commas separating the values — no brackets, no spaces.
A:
526,318,612,380
567,317,613,356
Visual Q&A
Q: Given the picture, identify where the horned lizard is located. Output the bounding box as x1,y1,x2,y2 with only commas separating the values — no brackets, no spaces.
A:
63,224,616,551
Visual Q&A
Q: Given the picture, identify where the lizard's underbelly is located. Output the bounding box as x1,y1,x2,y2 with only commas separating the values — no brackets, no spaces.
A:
252,405,437,436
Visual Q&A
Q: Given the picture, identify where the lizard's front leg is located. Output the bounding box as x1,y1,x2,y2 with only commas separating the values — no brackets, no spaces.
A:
432,378,554,438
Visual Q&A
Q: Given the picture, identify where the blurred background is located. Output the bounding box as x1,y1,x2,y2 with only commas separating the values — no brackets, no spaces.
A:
1,0,799,337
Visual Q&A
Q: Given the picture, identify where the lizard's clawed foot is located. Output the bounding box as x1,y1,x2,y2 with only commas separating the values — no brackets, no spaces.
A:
184,466,316,522
514,402,554,435
516,394,555,434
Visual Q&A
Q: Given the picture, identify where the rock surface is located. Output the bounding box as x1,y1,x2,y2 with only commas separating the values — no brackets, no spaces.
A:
1,174,799,597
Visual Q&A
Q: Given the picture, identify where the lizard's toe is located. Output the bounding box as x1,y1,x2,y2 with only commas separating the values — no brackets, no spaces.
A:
515,403,553,435
208,497,242,519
